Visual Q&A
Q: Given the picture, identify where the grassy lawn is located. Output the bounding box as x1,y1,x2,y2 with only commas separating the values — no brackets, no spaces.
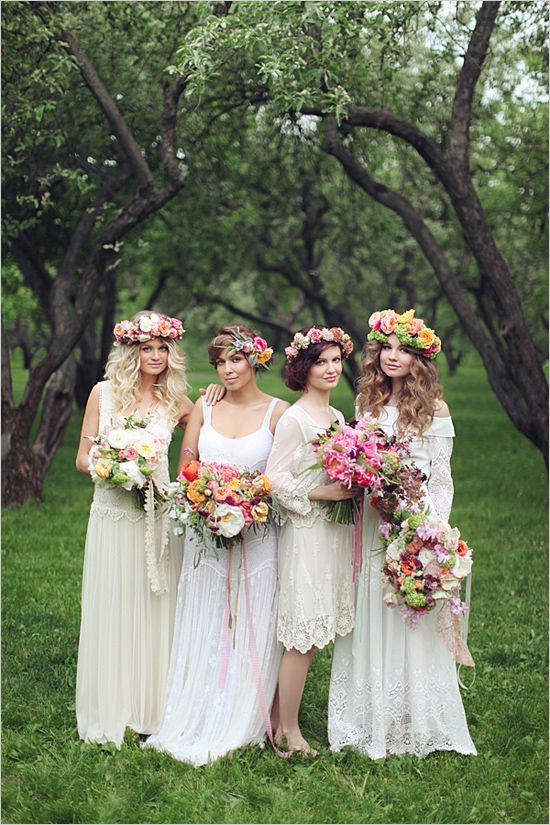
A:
2,356,548,824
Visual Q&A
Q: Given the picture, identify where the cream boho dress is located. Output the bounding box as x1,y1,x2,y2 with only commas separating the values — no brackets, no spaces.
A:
265,405,354,653
76,380,183,747
144,398,282,766
328,406,477,758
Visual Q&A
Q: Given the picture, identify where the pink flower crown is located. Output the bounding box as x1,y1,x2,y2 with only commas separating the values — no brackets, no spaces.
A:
113,313,185,344
229,331,273,369
285,326,354,360
367,309,441,360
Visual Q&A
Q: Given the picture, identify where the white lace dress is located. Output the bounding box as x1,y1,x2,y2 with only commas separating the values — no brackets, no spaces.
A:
76,381,183,747
144,398,282,765
328,406,476,758
265,405,354,653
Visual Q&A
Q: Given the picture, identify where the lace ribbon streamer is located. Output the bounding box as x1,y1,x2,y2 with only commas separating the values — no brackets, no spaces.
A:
144,478,169,595
352,497,365,582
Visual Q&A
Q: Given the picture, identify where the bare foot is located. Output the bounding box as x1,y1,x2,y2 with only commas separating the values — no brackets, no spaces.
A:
276,730,319,757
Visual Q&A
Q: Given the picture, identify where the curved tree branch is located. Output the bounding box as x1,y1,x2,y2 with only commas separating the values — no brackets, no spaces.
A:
56,29,155,192
449,1,500,165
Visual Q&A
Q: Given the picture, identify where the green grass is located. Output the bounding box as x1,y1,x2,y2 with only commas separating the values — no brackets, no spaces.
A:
2,358,548,824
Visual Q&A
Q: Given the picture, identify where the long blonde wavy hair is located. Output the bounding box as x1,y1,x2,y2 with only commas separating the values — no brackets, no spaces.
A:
356,340,443,435
104,311,188,427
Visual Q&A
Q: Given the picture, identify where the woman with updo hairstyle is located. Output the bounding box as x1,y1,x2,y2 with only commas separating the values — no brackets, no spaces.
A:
328,309,476,759
265,324,359,755
145,323,290,766
75,310,195,747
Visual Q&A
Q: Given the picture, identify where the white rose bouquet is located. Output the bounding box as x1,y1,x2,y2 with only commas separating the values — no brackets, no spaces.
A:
87,413,171,496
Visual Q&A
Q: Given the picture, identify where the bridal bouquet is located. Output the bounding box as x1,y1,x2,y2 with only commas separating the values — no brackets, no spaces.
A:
310,414,415,524
167,460,274,562
381,512,473,627
88,413,171,494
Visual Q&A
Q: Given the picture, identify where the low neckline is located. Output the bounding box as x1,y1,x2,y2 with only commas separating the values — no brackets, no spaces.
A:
294,404,338,429
206,398,277,441
205,421,272,442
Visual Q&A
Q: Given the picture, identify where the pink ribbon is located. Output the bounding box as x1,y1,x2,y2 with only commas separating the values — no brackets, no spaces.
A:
352,496,365,581
218,537,290,758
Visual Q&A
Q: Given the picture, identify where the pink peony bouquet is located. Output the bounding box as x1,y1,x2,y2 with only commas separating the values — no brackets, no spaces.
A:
310,414,416,524
167,460,274,564
88,413,171,495
381,512,473,627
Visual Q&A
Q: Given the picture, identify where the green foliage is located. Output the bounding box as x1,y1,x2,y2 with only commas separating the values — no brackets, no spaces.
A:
2,358,548,824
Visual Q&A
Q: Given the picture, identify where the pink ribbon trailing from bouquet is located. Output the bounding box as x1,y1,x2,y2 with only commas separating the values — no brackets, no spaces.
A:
218,538,290,758
241,540,291,759
352,497,365,582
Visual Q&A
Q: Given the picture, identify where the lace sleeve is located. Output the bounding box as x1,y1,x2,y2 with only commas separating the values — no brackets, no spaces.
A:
426,435,454,522
265,413,319,522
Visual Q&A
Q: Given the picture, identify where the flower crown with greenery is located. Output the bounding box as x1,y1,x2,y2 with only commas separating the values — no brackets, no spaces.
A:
367,309,441,360
284,326,354,360
113,313,185,344
228,331,273,369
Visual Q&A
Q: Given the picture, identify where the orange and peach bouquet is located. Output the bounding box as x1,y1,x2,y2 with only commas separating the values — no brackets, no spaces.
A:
167,460,274,562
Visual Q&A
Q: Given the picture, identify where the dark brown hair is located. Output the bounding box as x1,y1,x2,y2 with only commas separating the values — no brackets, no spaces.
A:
207,323,258,368
283,326,345,391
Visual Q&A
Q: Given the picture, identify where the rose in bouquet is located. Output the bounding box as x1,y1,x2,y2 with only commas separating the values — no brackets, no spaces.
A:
88,413,170,496
381,511,473,627
167,460,274,564
310,413,417,524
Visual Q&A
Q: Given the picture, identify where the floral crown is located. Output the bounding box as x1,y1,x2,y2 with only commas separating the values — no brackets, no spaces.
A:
228,331,273,369
367,309,441,360
113,313,185,344
285,326,354,360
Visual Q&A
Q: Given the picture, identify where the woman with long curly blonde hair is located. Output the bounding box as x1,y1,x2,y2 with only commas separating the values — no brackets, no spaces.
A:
75,310,195,747
329,309,476,759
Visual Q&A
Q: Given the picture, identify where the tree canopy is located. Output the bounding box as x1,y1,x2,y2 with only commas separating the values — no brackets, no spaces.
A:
2,1,548,504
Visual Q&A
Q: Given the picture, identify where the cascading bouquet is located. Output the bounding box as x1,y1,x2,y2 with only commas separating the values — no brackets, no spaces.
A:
379,507,474,665
88,413,171,498
381,512,473,626
167,460,274,564
310,413,416,524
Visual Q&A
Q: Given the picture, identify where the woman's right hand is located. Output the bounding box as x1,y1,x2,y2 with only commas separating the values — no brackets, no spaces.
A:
199,384,226,405
308,481,362,502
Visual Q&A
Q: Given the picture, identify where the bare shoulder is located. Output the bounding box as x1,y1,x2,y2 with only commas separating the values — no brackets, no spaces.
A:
181,394,194,416
270,398,291,430
433,400,450,417
85,382,101,410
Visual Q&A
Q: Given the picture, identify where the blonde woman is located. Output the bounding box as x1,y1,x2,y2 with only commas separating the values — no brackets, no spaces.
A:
328,309,476,758
75,311,199,746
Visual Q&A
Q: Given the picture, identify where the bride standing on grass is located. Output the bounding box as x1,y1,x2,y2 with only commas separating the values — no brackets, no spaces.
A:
145,324,289,765
75,310,220,747
328,309,476,758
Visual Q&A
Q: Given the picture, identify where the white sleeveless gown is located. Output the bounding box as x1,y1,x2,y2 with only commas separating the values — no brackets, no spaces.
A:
145,398,282,765
76,381,183,747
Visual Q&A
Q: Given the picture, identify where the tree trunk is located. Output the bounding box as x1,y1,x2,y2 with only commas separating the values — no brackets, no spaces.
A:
2,355,77,506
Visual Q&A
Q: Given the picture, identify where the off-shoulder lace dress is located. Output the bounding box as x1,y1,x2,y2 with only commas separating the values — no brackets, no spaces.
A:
265,405,354,653
76,381,183,747
328,406,476,758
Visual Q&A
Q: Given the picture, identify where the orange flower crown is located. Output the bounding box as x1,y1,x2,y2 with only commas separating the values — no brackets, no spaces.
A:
367,309,441,360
